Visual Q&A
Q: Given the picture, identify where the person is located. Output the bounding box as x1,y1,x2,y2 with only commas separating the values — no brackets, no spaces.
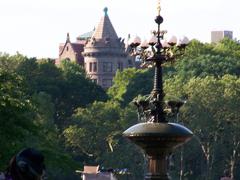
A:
0,148,46,180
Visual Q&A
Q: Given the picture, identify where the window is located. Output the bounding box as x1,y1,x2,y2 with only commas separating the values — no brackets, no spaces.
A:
103,62,112,72
92,79,97,83
89,62,92,72
89,62,97,72
66,46,69,51
128,59,134,67
128,59,132,65
93,62,97,72
102,79,112,87
117,62,123,71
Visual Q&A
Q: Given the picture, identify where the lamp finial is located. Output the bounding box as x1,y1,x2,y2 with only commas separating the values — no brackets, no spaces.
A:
157,0,161,15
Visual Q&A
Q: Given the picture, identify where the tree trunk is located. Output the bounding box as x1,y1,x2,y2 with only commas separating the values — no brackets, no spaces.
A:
230,139,239,180
180,146,184,180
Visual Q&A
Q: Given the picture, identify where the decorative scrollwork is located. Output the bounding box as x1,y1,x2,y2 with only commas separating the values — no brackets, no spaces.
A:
133,94,186,122
128,12,189,123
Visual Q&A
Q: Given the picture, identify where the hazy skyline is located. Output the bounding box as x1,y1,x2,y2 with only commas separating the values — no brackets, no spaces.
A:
0,0,239,58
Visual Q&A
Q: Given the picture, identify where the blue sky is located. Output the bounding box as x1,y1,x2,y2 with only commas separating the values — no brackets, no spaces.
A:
0,0,239,58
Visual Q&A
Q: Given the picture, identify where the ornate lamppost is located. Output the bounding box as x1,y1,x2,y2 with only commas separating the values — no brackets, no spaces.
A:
123,1,193,180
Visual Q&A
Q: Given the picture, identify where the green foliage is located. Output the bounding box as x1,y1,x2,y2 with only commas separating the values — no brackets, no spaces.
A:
64,101,124,158
108,68,153,106
174,39,240,80
0,69,79,179
165,75,240,179
0,54,107,179
214,38,240,58
0,70,36,166
0,52,27,72
59,59,86,77
29,92,80,179
16,58,63,97
63,101,144,179
108,68,140,102
16,58,108,126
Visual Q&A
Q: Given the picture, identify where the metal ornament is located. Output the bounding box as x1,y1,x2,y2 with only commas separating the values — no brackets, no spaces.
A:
123,2,193,180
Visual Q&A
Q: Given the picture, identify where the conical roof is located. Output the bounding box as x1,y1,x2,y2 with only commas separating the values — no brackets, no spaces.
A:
92,7,118,40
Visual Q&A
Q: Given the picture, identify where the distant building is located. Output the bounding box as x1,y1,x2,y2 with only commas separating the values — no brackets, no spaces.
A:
80,166,117,180
57,7,135,89
56,33,85,65
211,30,233,43
83,7,133,89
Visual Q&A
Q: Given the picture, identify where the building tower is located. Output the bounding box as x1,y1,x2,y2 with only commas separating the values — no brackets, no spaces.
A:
83,7,130,89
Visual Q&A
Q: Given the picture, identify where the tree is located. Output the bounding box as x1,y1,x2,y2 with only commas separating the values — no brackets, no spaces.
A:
108,68,140,103
63,101,145,179
30,92,80,179
57,60,108,126
16,58,108,126
0,52,27,72
0,55,99,179
63,101,122,159
165,75,240,179
0,70,37,167
108,68,153,106
0,69,80,179
174,39,240,80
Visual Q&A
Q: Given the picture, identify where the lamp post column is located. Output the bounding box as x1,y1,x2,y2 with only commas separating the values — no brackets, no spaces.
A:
123,2,193,180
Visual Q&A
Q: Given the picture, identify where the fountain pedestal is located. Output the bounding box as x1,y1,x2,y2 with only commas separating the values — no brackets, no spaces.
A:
123,122,193,180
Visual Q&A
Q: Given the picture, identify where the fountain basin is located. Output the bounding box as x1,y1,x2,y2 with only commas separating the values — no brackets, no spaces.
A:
123,122,193,154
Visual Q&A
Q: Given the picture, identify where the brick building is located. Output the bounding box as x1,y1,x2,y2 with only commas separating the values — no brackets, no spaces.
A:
56,33,86,65
57,7,134,89
83,7,133,88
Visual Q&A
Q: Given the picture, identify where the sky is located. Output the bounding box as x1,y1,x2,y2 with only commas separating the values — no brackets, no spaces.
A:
0,0,240,58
